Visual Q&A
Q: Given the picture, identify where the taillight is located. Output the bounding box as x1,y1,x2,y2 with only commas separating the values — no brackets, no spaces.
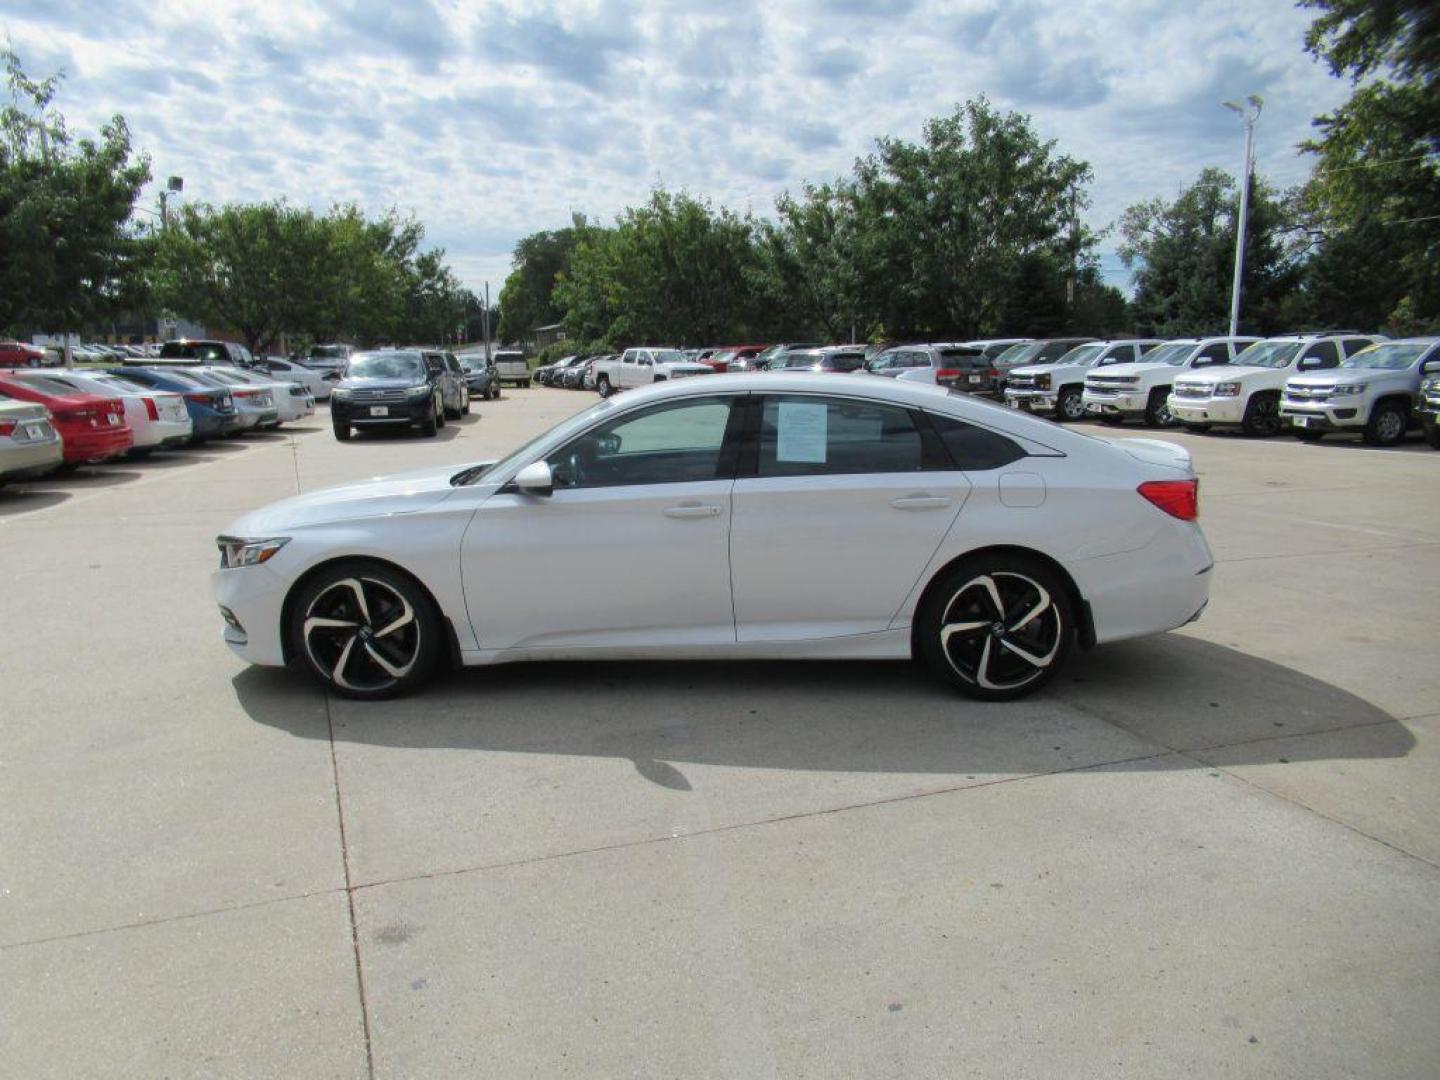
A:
936,368,961,380
233,389,253,400
986,368,998,378
0,420,15,436
184,392,208,403
143,397,159,421
1138,479,1199,521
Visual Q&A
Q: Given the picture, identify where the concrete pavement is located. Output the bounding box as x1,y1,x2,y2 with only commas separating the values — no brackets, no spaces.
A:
2,390,1437,1078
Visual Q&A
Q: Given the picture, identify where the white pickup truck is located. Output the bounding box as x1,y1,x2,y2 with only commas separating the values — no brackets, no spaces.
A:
1004,339,1162,421
1281,337,1440,445
1168,334,1380,436
592,347,716,397
1082,336,1258,427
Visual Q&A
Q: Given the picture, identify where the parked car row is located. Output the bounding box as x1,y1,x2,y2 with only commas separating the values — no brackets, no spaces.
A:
0,361,318,485
0,340,164,368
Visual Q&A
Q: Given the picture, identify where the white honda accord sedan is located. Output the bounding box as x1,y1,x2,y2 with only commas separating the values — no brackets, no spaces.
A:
213,374,1212,702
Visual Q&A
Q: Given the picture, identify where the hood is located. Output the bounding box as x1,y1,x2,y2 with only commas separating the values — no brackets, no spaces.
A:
221,462,472,535
1287,368,1390,388
1175,364,1272,385
1088,361,1176,379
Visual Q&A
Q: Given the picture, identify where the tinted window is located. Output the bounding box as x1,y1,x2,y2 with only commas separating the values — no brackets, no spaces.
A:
548,397,734,489
1302,340,1341,367
1341,338,1374,357
823,352,867,372
1195,343,1230,365
159,341,228,363
927,412,1029,470
757,395,925,477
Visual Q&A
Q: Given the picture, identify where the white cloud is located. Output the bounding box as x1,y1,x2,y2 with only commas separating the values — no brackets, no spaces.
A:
2,0,1347,294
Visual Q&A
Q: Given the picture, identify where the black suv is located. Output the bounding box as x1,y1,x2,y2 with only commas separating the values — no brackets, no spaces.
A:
330,349,452,440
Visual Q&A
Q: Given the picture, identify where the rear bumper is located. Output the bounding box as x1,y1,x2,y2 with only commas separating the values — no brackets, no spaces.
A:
1075,520,1214,645
133,417,195,449
0,437,64,478
60,426,133,462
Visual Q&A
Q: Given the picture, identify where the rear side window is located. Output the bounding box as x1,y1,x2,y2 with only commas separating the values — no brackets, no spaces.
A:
926,412,1027,471
757,396,928,476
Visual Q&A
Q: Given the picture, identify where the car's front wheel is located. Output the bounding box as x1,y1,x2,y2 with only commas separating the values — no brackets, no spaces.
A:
1363,401,1408,447
1055,387,1085,422
1241,392,1282,437
289,562,441,699
1144,388,1175,428
917,554,1074,701
333,420,351,441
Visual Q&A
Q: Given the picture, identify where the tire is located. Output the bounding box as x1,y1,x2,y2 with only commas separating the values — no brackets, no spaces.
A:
1363,401,1407,447
333,420,351,441
461,391,470,416
597,375,613,398
1422,417,1440,449
1144,388,1175,428
1240,392,1282,437
917,553,1074,702
490,385,500,400
287,560,441,700
420,401,438,438
1055,386,1085,422
435,396,446,428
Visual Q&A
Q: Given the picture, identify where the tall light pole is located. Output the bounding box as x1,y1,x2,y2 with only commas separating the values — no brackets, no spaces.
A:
1222,96,1262,337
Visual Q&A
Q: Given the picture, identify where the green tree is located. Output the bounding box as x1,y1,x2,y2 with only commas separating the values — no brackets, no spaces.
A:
556,190,762,346
1297,0,1440,330
756,182,866,341
1118,168,1298,336
497,216,593,343
0,47,151,359
847,97,1093,339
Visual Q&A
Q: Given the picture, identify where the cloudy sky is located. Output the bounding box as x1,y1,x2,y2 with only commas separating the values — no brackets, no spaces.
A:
6,0,1349,296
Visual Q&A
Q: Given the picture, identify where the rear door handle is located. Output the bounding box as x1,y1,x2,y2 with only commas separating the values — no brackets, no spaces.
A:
664,503,722,519
890,494,952,510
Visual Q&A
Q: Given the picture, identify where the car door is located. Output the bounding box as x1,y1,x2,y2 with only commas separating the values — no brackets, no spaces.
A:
728,393,974,642
461,394,743,650
618,349,640,389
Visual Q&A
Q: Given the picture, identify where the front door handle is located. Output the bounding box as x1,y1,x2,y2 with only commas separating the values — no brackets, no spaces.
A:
664,503,722,519
890,494,951,510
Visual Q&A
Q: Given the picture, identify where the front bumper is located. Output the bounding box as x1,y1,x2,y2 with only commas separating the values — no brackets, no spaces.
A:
1168,396,1244,425
1004,389,1057,412
1082,390,1145,417
1279,403,1361,431
212,561,290,666
331,397,433,426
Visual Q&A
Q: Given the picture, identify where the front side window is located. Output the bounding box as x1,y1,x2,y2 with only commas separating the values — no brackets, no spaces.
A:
757,395,925,477
547,397,735,489
1301,340,1340,367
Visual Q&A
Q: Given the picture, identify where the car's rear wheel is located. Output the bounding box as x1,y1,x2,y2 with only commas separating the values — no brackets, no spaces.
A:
289,562,440,699
1241,392,1282,437
1056,387,1085,422
597,375,613,398
1363,401,1407,447
918,555,1074,701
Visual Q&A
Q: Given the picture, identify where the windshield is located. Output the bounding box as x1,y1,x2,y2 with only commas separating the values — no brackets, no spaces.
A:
459,356,490,371
453,398,619,485
1234,341,1304,369
310,345,348,359
996,342,1045,367
1055,344,1106,367
348,352,426,379
1341,342,1433,370
1145,342,1197,367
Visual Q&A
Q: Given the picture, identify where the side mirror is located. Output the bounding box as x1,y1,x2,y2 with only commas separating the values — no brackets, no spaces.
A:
514,460,554,496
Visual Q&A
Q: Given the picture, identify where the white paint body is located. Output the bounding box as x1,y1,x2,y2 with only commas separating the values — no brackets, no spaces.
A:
213,375,1213,671
1082,337,1259,422
11,370,193,449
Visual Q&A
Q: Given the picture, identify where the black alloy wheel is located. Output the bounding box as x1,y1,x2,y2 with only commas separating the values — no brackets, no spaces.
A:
918,556,1073,701
1144,388,1176,428
1241,392,1282,437
291,563,439,698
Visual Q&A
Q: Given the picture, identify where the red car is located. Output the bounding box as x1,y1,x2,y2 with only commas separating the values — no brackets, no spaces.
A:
701,344,770,373
0,341,48,368
0,375,132,463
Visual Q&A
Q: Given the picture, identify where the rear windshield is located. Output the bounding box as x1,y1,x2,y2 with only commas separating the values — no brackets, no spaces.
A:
824,353,867,371
160,341,228,362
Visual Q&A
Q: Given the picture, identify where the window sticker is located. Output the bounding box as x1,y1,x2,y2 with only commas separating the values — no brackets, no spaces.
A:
776,401,827,463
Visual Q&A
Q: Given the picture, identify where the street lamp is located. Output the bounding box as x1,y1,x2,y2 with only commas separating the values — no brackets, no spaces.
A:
158,175,184,231
1222,96,1262,337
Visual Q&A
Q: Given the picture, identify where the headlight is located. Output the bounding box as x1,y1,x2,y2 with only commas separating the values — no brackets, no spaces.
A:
1422,378,1440,393
1035,373,1051,390
1213,381,1243,397
331,387,351,400
407,384,433,400
1330,383,1366,397
217,536,290,569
